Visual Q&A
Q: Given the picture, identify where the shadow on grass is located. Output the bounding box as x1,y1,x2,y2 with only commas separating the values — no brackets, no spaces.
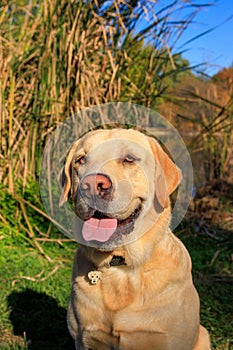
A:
7,289,74,350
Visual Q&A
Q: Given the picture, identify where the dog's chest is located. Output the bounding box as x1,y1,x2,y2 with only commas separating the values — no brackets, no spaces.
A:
99,267,139,311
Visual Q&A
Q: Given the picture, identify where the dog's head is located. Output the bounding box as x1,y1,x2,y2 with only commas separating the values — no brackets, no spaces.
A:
59,128,181,250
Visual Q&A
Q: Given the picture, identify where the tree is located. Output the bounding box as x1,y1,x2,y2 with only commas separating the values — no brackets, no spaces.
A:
157,67,233,182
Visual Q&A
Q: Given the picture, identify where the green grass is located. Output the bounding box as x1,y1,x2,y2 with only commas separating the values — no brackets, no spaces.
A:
1,229,232,350
0,184,232,350
177,225,233,350
0,182,77,349
0,235,77,350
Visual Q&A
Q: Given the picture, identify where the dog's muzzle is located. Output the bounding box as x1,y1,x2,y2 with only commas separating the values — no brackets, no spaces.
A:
74,173,143,248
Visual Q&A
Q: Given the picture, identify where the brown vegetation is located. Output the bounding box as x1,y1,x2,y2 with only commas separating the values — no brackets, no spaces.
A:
1,0,222,188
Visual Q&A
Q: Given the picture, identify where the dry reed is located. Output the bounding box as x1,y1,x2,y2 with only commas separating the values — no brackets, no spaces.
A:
0,0,207,185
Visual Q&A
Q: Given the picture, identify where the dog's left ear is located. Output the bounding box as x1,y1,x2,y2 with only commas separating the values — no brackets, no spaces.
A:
59,140,80,207
148,137,182,208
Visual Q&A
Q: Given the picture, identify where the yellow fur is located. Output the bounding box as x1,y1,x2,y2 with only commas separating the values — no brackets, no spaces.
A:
60,129,211,349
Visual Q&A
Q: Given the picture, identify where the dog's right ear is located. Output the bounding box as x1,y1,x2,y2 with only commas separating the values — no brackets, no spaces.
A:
59,165,71,207
59,140,80,207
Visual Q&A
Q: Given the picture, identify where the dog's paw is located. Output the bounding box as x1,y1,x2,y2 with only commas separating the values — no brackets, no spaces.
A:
88,271,102,285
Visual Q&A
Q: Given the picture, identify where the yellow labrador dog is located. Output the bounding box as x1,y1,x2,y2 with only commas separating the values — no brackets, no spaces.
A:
59,128,210,350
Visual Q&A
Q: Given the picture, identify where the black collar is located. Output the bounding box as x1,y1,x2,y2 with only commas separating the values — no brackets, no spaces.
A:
110,255,126,267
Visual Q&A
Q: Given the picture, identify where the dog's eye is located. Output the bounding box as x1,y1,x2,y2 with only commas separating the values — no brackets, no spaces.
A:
123,155,137,164
75,156,86,165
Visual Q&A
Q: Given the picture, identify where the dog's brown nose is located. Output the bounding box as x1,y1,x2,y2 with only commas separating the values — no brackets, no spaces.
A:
80,173,112,200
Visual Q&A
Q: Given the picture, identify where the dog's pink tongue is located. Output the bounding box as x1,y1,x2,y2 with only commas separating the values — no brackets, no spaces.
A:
82,218,117,242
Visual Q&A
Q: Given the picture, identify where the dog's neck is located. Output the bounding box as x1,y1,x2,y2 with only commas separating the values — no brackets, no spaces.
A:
81,246,127,269
81,206,171,270
109,255,127,266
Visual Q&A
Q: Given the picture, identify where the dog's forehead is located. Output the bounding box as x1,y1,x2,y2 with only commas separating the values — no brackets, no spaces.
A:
79,129,151,152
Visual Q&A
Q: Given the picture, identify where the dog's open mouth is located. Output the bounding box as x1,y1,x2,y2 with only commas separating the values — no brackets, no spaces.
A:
82,205,142,243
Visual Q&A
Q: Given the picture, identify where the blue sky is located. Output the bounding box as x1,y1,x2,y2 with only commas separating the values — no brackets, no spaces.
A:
176,0,233,75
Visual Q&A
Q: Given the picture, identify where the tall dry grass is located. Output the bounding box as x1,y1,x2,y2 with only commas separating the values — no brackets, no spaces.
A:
0,0,207,189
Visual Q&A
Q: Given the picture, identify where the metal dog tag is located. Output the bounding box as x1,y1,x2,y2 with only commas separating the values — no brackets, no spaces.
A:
88,271,102,285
